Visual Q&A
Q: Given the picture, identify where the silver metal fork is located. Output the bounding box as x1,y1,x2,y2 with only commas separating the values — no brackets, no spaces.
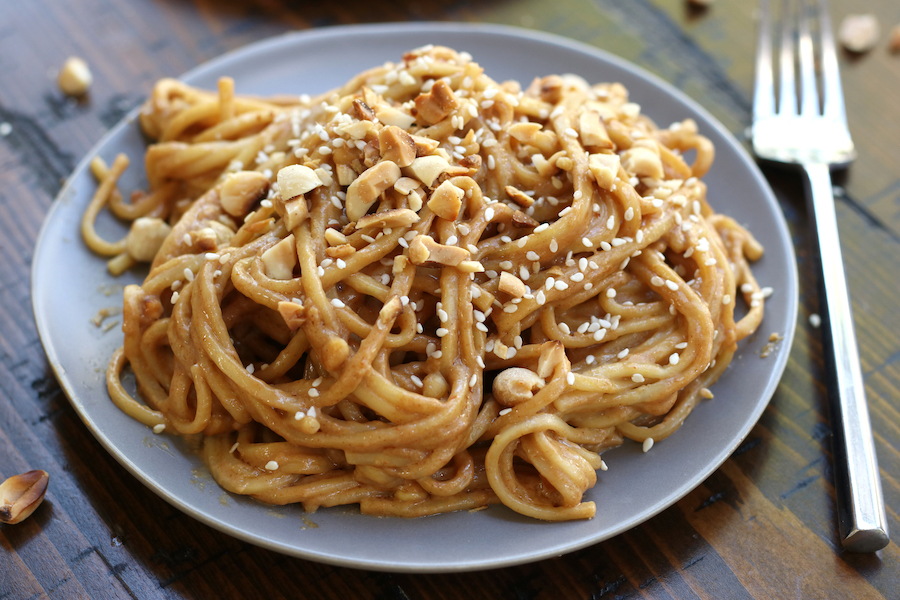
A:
752,0,889,552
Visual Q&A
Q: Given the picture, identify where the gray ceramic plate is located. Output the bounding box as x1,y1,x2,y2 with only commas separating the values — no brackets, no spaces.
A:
32,23,798,572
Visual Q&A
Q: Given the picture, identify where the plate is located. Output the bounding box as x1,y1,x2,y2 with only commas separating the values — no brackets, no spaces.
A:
32,23,798,572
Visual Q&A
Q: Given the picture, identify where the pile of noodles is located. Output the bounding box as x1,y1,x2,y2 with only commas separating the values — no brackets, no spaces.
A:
82,45,765,520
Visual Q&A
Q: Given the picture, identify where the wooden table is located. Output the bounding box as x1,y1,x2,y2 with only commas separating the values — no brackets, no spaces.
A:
1,0,898,598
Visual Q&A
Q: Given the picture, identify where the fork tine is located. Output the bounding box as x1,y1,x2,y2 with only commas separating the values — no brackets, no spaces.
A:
797,0,820,116
816,0,849,125
753,0,775,121
778,0,798,115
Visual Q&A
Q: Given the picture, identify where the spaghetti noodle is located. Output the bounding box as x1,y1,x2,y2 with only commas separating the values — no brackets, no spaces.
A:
82,45,766,520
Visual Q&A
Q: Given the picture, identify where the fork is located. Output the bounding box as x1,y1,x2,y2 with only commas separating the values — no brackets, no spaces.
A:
752,0,889,552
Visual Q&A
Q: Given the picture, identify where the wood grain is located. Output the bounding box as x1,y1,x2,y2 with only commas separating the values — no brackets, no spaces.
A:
1,0,898,598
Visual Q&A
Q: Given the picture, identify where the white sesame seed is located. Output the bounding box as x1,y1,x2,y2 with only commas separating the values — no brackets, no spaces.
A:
722,294,731,305
183,268,194,282
566,372,575,385
549,239,558,253
651,276,664,287
229,442,239,453
809,313,821,328
642,438,654,453
153,424,165,434
499,408,512,416
675,342,688,349
665,280,678,291
606,215,615,229
606,288,617,298
632,373,645,383
582,238,593,248
309,388,320,398
593,329,607,341
554,280,569,291
265,461,279,471
331,298,345,308
669,353,680,365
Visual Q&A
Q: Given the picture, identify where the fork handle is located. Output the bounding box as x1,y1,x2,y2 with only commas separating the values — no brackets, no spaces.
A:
803,162,889,552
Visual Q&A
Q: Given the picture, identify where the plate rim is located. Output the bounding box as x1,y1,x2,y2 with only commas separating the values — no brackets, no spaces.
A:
32,21,799,572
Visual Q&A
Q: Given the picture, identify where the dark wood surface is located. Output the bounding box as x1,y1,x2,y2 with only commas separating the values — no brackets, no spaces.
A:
2,0,899,598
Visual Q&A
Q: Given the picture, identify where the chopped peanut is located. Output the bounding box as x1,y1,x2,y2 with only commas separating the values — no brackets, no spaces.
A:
499,271,527,298
394,176,422,196
58,57,92,97
403,155,451,188
504,185,534,208
335,119,377,140
508,122,558,155
375,105,416,129
414,79,458,125
277,164,322,200
620,143,664,180
378,126,417,167
260,234,296,280
427,180,464,220
493,367,545,407
281,197,309,230
838,14,880,53
356,208,420,230
539,75,564,104
190,227,219,252
336,164,358,187
410,134,440,155
277,301,306,331
324,228,349,246
531,154,558,178
409,235,470,266
325,244,355,258
220,171,269,217
537,340,568,379
579,111,613,149
458,260,485,273
588,153,621,190
346,160,402,222
126,217,172,262
351,98,376,121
